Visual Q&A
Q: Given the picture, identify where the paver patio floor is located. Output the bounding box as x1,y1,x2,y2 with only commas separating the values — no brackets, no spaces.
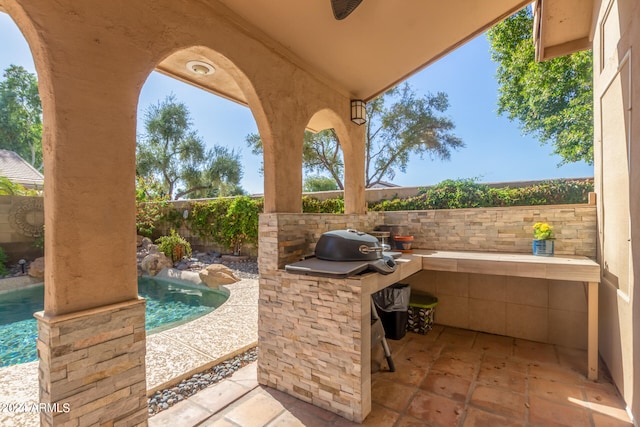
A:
150,325,633,426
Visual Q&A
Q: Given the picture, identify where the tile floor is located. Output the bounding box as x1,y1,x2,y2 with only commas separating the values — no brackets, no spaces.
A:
150,325,634,427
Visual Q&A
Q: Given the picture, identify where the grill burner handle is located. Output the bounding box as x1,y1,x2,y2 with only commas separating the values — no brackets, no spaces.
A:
358,244,391,254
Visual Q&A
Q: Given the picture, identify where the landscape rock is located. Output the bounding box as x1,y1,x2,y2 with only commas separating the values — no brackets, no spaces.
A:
141,253,173,276
148,347,257,417
141,237,153,250
28,257,45,279
199,264,239,288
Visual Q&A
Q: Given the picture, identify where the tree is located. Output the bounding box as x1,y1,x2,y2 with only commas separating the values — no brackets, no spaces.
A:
135,175,169,237
487,8,593,164
0,65,43,170
303,175,339,192
246,82,463,188
136,95,244,200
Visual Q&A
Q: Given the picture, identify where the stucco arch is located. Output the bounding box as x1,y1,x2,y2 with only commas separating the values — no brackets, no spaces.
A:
0,2,366,424
2,0,319,313
150,45,269,145
306,107,366,214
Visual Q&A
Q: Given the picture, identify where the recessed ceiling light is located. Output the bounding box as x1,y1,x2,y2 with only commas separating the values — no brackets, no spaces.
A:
186,60,215,76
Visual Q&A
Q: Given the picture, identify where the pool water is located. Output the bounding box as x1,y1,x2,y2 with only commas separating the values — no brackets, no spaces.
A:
0,277,228,367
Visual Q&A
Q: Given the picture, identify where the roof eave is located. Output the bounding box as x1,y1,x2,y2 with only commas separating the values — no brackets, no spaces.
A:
534,0,595,62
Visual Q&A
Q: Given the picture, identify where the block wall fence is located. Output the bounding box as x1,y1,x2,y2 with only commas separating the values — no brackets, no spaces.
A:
0,196,44,263
161,202,597,261
0,195,596,262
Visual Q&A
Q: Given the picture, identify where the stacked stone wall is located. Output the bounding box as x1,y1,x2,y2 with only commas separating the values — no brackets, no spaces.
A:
383,204,596,258
258,213,382,271
258,271,365,421
35,299,147,427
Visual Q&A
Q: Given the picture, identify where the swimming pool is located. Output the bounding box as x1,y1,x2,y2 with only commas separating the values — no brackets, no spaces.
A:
0,277,229,367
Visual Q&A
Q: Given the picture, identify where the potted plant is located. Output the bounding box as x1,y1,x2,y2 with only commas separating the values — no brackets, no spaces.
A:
156,229,192,262
393,235,414,253
532,222,554,256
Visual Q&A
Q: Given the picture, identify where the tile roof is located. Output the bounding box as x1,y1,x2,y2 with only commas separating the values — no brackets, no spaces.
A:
0,149,44,188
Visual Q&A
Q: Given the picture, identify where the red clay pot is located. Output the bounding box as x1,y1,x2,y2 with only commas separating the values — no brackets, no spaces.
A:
393,235,414,253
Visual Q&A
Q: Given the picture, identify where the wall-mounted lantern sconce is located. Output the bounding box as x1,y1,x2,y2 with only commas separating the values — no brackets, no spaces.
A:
183,209,189,219
351,100,366,125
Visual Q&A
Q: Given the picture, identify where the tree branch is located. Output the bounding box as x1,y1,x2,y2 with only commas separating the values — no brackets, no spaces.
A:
175,185,212,199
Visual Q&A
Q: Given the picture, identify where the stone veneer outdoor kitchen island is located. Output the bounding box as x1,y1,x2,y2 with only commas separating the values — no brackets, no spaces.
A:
257,256,421,422
255,204,597,422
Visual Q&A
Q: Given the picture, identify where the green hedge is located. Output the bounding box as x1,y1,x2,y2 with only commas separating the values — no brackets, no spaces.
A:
302,195,344,213
142,178,593,248
368,178,593,211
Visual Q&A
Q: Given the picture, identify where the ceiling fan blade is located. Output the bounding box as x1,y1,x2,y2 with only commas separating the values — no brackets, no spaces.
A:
331,0,363,20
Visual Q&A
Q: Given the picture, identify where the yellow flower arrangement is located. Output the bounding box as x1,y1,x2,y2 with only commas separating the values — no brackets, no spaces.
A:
533,222,554,240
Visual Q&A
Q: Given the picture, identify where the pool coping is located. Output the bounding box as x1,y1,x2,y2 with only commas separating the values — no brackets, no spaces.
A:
0,274,259,427
0,275,41,294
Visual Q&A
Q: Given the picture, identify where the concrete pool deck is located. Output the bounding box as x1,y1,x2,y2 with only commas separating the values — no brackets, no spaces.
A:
0,278,259,427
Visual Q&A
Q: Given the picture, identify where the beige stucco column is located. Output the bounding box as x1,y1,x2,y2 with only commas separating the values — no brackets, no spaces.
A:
6,2,149,425
339,123,366,215
592,0,640,419
12,3,142,316
260,113,307,214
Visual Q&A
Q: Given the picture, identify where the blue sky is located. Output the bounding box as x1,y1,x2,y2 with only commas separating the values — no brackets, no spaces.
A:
0,13,593,195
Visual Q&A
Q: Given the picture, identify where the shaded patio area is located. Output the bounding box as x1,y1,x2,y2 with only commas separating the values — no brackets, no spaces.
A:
1,0,638,424
149,325,632,426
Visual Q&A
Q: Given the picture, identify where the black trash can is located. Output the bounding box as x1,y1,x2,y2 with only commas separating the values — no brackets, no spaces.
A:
372,283,411,340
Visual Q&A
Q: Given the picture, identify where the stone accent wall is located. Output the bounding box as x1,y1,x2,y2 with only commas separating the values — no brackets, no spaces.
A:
382,204,597,258
258,213,382,271
35,299,147,427
257,213,386,421
258,271,366,421
257,205,597,270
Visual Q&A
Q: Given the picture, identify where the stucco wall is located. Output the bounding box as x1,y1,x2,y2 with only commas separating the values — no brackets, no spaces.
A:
0,196,44,263
593,0,640,419
404,270,589,349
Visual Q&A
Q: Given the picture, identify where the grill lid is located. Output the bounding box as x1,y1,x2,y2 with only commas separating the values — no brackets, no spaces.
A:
315,229,384,262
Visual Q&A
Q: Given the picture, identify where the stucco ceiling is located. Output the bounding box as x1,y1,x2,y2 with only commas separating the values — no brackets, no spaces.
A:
158,0,532,105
